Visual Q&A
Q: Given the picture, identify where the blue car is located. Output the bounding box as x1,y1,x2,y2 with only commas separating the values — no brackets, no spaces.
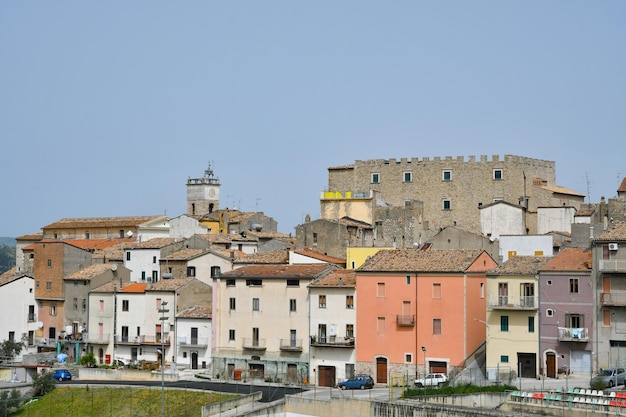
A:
337,374,374,390
53,369,72,381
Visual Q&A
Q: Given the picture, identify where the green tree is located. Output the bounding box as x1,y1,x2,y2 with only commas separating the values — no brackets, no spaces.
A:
30,369,55,397
79,351,96,368
0,244,15,275
0,340,23,364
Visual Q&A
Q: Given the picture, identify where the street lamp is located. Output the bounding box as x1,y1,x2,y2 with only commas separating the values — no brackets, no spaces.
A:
421,346,427,396
158,300,169,417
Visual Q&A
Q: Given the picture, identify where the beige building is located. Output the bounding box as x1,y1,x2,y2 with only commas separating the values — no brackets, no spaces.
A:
212,263,337,384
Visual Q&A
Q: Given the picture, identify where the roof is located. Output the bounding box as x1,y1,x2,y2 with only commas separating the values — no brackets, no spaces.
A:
309,269,356,288
539,184,586,198
294,248,346,264
488,256,552,275
65,263,117,280
595,221,626,242
126,238,182,249
147,277,194,291
358,249,489,273
221,263,337,279
478,200,524,210
234,249,290,264
0,267,32,286
541,248,592,272
162,248,207,261
42,215,167,229
37,238,134,251
92,281,146,293
16,232,43,241
246,230,293,240
618,178,626,193
91,242,132,261
177,305,211,319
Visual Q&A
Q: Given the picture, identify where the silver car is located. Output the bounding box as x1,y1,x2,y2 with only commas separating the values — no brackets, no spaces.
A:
591,367,626,388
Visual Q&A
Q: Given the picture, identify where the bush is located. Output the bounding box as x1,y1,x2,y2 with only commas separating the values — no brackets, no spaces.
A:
79,351,96,368
31,370,56,397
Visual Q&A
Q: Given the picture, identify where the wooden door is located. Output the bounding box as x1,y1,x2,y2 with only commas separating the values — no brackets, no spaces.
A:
376,357,387,384
546,353,556,378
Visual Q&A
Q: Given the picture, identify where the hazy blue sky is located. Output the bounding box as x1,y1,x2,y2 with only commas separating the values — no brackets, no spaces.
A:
2,2,625,238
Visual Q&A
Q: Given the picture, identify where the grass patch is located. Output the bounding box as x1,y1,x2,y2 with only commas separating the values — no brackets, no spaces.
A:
405,383,519,397
13,386,237,417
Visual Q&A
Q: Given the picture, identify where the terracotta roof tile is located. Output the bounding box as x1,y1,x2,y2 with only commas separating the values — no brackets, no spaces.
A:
92,281,145,293
541,248,592,272
162,248,207,261
358,249,488,273
0,267,32,286
596,221,626,241
147,277,194,291
309,270,356,288
618,178,626,193
539,184,586,197
126,238,182,249
43,215,167,229
66,264,117,280
16,232,43,241
489,256,552,275
38,238,134,251
177,305,212,319
221,263,336,279
234,249,290,264
295,248,346,264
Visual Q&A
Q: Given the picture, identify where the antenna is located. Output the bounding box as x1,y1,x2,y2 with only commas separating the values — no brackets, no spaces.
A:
586,173,592,204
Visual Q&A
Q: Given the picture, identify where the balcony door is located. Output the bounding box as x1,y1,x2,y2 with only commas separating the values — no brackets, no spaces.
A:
498,283,508,305
521,283,534,307
318,324,327,343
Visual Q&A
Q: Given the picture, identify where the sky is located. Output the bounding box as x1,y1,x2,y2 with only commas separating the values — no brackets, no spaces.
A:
1,2,625,238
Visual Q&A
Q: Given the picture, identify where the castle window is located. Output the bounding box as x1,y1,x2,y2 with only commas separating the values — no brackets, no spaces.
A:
442,170,452,181
443,199,451,210
493,169,503,180
403,172,412,183
371,173,380,184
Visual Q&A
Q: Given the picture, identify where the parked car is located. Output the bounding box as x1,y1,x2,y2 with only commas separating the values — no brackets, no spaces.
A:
337,374,374,390
591,368,626,388
52,369,72,382
415,373,448,387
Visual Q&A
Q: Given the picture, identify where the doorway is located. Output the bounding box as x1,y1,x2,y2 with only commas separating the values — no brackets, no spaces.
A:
546,352,556,378
318,366,336,387
191,351,198,370
376,357,387,384
518,353,536,378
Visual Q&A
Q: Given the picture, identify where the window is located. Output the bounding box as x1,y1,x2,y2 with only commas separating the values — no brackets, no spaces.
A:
432,283,442,299
8,332,14,342
442,170,452,181
126,252,131,261
229,329,235,341
46,282,52,291
508,250,517,258
528,316,535,333
566,313,583,328
246,279,263,286
122,300,129,312
405,353,413,363
152,271,158,282
433,318,442,335
534,251,544,256
82,299,87,311
226,279,236,287
480,282,485,298
313,233,318,244
141,271,146,281
500,355,509,363
371,173,380,184
403,172,412,183
286,279,299,287
28,305,35,322
85,232,90,239
377,282,386,297
229,298,236,310
289,299,297,312
319,295,326,308
50,305,57,316
377,317,386,333
500,315,509,331
346,295,354,309
493,169,503,180
119,230,124,238
252,298,260,311
73,297,78,310
99,300,104,312
406,275,411,285
603,309,611,327
547,280,552,286
443,199,451,210
569,278,579,294
346,324,354,338
187,266,196,277
546,309,554,317
153,256,157,264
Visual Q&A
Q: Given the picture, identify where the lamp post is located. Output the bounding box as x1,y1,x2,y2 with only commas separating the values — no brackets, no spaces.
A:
421,346,427,396
158,300,169,417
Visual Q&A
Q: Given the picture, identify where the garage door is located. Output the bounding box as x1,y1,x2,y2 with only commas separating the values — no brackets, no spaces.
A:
571,350,591,375
318,366,336,387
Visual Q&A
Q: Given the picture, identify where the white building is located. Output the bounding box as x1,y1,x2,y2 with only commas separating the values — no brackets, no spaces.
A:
124,238,183,283
176,305,211,371
499,235,554,263
479,201,525,240
0,268,38,360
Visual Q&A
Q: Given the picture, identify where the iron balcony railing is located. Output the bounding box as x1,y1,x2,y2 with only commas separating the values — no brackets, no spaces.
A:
310,335,355,348
599,260,626,272
242,338,266,350
488,295,538,310
396,314,416,326
601,292,626,306
557,327,589,342
279,338,303,351
177,336,209,347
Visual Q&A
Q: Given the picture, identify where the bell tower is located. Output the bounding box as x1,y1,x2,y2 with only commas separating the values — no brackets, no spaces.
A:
187,163,221,216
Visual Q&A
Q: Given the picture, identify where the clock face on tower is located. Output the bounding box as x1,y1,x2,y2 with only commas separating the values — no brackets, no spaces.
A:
208,188,216,198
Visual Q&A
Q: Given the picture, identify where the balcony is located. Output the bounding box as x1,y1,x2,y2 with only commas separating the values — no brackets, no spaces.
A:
558,327,589,342
601,292,626,306
81,333,110,344
310,335,355,348
396,314,415,327
599,260,626,272
488,295,538,310
242,338,266,351
279,338,303,352
117,335,170,346
177,336,209,347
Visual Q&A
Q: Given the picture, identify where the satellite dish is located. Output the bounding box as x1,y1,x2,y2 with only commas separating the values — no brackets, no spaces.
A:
127,231,134,237
65,326,73,334
111,263,118,271
36,321,43,329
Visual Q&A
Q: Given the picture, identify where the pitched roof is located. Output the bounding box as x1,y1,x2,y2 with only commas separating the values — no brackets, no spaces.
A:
294,248,346,264
234,249,290,264
539,184,586,198
541,248,592,272
65,263,117,280
92,281,146,293
488,256,552,275
221,263,336,279
147,277,194,291
309,269,356,288
618,178,626,193
595,221,626,241
16,232,43,241
0,267,32,286
162,248,207,261
358,249,489,273
43,215,167,229
177,305,212,319
126,238,182,249
38,238,134,251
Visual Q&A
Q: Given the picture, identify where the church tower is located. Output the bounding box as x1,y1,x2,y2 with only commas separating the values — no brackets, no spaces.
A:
187,163,220,216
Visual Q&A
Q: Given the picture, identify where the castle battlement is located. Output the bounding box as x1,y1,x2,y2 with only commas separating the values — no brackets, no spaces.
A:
353,154,554,167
